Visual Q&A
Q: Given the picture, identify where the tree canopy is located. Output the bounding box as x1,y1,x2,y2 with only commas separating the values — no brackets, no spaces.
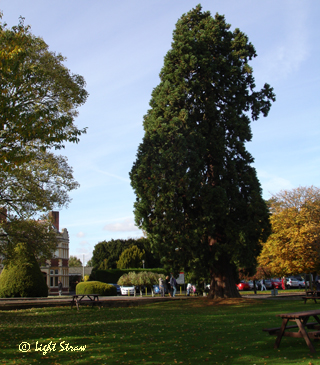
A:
69,255,83,267
117,245,145,269
130,6,275,298
258,186,320,276
0,150,79,260
0,14,87,260
91,238,161,270
0,14,88,170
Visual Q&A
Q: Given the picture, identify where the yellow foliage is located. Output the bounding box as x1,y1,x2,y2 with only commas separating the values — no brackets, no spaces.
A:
258,186,320,276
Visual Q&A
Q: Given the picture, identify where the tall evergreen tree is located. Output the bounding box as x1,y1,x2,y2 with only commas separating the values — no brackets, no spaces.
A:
130,6,275,298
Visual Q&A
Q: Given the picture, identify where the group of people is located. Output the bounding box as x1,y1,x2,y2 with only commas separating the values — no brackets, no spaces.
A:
159,273,177,297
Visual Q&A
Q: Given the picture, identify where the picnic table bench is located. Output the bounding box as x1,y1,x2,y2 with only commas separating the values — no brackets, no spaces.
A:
263,309,320,353
302,291,320,304
71,294,101,310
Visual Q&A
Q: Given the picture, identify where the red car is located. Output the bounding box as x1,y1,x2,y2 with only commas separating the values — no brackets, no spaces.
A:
236,281,250,291
271,278,282,289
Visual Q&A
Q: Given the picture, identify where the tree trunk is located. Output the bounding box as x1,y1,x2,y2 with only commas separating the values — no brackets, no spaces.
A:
207,257,241,299
253,279,257,295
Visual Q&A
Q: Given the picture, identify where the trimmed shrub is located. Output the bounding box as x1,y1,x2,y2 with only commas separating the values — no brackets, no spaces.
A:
76,281,116,296
0,243,48,298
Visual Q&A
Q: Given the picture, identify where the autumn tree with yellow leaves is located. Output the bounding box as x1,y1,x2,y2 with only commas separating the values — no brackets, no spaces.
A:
258,186,320,276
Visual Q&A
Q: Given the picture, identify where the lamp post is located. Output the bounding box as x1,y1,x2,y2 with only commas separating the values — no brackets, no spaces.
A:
142,260,145,269
82,254,85,280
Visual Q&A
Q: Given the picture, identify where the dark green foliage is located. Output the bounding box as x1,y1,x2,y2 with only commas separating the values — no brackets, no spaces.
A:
117,245,145,269
91,238,161,270
68,255,82,267
0,243,48,297
75,281,116,296
90,268,166,284
130,6,275,298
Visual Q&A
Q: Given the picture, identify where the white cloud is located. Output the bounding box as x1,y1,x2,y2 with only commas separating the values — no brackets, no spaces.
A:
93,169,130,183
79,240,89,246
76,231,86,238
258,2,309,82
258,170,294,199
103,217,140,232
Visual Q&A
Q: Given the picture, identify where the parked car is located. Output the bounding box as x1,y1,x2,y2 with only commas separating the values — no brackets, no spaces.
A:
271,278,282,289
236,281,250,291
120,286,135,295
295,278,305,288
286,277,300,288
264,279,273,289
248,280,260,290
108,283,121,295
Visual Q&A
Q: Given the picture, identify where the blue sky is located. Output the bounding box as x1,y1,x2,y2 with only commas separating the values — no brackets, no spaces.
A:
1,1,319,263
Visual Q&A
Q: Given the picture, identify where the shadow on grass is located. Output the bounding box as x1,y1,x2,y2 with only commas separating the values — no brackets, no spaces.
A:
0,297,319,364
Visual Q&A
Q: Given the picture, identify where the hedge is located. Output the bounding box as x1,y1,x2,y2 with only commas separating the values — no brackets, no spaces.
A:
76,281,117,296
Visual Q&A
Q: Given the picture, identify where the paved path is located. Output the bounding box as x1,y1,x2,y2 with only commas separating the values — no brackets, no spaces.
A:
0,295,195,310
0,291,306,310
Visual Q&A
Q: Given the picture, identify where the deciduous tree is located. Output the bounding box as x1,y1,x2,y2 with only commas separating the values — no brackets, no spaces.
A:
258,186,320,276
69,255,83,267
130,6,274,298
0,14,87,260
0,14,88,170
0,150,79,260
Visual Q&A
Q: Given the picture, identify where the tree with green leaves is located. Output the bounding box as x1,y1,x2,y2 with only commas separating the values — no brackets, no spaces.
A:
0,14,88,170
117,245,145,269
0,14,87,260
91,238,160,270
0,150,79,260
130,5,275,298
0,242,48,297
69,255,83,267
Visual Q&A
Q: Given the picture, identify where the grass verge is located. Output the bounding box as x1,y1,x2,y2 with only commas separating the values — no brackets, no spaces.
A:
0,297,319,364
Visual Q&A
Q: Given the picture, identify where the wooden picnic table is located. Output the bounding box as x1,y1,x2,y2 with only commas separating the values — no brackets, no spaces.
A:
71,294,101,310
302,291,320,304
263,309,320,353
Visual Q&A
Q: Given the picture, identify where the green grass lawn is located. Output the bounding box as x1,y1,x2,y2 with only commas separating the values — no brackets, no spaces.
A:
1,297,320,364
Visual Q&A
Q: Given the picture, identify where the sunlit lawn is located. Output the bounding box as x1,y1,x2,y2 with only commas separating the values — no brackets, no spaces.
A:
0,296,319,364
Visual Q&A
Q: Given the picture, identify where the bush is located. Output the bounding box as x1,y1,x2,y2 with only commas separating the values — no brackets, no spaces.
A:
76,281,116,296
0,243,48,298
117,271,163,288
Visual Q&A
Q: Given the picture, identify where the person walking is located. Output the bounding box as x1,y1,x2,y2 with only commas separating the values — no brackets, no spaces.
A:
316,280,320,297
170,273,177,297
260,279,266,291
166,276,172,297
159,277,165,297
187,283,192,296
58,280,63,296
281,276,287,290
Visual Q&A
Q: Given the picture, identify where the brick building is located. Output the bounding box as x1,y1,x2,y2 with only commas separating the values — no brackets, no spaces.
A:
40,211,69,295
